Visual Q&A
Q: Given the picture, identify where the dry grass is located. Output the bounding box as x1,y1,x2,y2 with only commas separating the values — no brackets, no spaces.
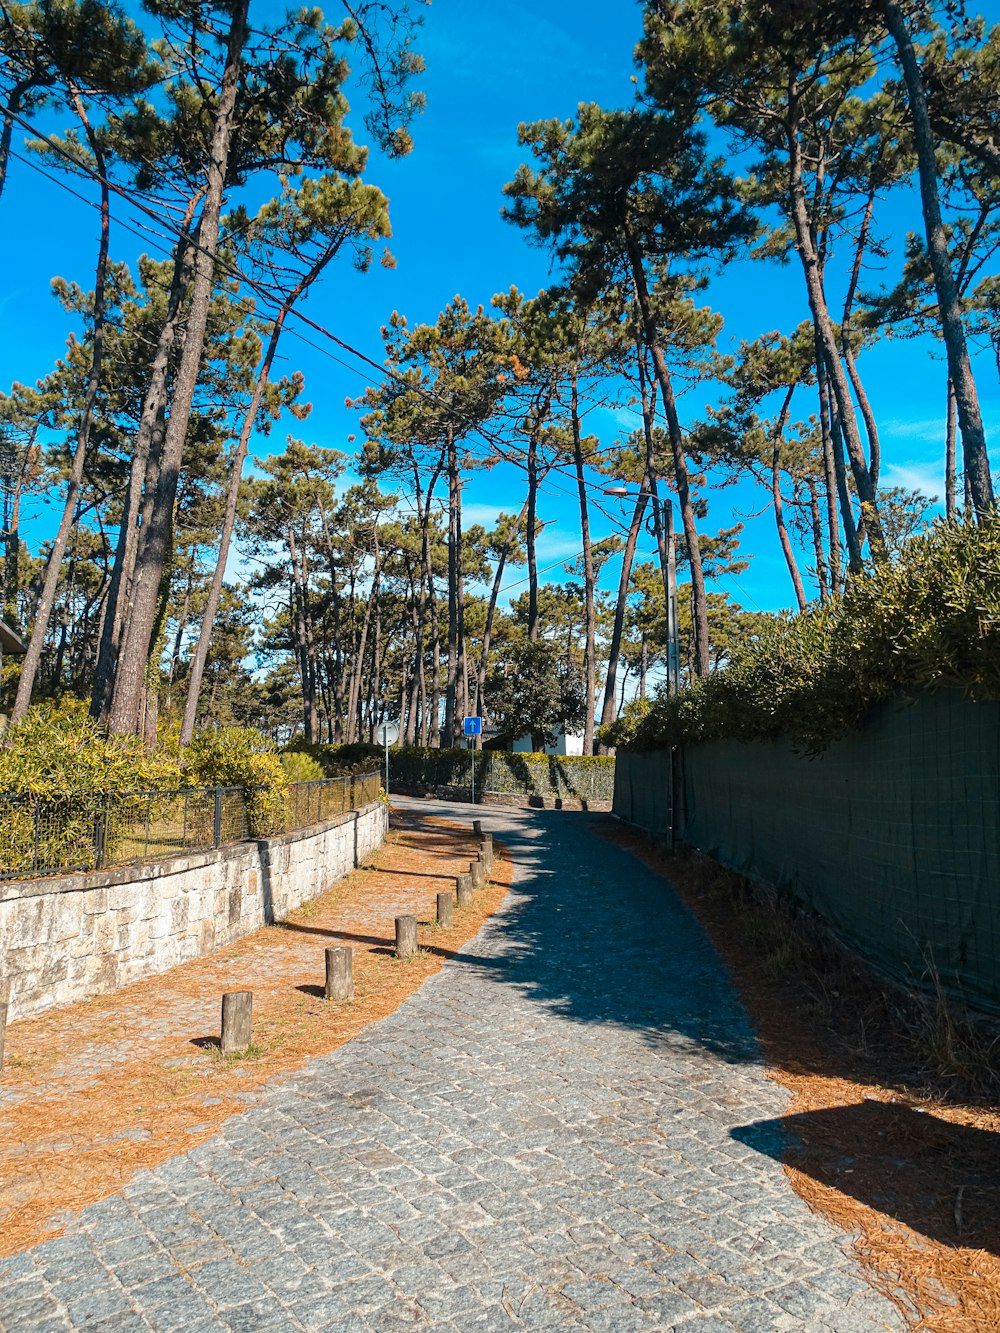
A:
0,807,511,1259
602,824,1000,1333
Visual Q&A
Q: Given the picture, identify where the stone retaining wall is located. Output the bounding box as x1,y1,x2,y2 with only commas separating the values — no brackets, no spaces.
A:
0,801,388,1021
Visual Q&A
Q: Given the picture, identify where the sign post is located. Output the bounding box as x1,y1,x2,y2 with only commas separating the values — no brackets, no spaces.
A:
462,716,482,805
376,721,399,795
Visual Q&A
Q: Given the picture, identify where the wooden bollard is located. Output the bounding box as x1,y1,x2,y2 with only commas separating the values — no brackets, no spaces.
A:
479,834,494,872
395,914,417,960
456,873,473,907
325,945,354,1001
221,990,253,1054
472,819,483,836
470,859,485,890
0,979,9,1075
436,891,453,929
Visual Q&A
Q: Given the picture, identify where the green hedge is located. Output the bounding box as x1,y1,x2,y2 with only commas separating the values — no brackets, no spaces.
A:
606,518,1000,756
289,742,615,801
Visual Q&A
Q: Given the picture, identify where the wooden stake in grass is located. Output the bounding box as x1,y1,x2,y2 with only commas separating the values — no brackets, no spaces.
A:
0,978,10,1075
456,874,473,907
395,914,417,960
479,834,493,872
324,946,354,1002
436,891,454,929
470,859,485,890
220,990,253,1054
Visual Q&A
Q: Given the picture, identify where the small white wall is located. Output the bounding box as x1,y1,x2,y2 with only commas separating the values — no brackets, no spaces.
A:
512,729,584,756
0,801,388,1021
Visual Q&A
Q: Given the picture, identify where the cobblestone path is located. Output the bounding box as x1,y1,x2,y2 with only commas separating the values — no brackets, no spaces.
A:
0,800,905,1331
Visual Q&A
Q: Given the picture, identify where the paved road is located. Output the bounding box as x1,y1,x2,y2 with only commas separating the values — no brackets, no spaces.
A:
0,800,904,1331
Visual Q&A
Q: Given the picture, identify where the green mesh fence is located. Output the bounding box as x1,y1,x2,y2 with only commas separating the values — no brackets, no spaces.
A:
614,691,1000,1016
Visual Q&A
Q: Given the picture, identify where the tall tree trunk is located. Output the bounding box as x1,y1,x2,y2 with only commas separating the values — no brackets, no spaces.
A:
945,376,957,519
841,187,881,489
346,535,381,743
0,80,33,205
599,490,648,730
571,374,596,754
13,98,110,721
624,225,710,676
525,421,541,643
474,497,531,722
109,0,248,735
786,105,888,564
807,477,828,604
180,242,331,745
883,0,994,518
1,426,32,624
771,386,807,611
816,329,861,577
444,424,461,745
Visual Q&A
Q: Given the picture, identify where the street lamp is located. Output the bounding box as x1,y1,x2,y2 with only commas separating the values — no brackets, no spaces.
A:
603,485,681,696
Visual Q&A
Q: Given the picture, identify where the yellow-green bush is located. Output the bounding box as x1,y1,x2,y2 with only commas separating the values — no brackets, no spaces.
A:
182,726,288,836
0,699,182,798
279,750,325,783
0,701,184,875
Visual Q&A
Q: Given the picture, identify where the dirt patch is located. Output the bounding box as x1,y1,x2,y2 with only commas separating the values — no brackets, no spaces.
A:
0,806,511,1258
602,823,1000,1332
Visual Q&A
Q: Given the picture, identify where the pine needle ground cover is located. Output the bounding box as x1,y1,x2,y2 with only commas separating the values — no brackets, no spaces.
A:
0,808,512,1259
604,823,1000,1333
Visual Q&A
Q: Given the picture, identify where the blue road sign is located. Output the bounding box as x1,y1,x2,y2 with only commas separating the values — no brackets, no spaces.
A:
463,716,482,736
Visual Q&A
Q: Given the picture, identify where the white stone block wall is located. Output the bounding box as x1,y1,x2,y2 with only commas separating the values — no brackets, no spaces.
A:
0,801,388,1021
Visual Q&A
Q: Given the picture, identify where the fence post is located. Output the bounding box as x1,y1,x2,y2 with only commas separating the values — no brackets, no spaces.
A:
350,774,357,810
213,787,223,848
94,797,107,871
0,977,9,1075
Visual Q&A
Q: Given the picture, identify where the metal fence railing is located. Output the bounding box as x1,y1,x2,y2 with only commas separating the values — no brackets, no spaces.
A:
0,770,382,883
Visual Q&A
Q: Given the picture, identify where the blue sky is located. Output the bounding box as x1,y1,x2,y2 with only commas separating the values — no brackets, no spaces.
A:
3,0,999,623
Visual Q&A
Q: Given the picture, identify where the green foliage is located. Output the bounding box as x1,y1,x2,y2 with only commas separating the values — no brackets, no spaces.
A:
485,638,585,749
0,700,183,876
620,519,1000,755
183,726,287,835
278,749,325,783
284,739,383,775
596,696,650,751
381,746,615,803
0,698,181,797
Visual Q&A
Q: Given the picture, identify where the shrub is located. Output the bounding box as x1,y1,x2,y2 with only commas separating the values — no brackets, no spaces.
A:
0,701,184,875
621,517,1000,755
0,699,182,798
183,726,288,835
279,750,325,783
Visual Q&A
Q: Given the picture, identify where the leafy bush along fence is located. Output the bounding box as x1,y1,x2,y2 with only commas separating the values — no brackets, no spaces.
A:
604,517,1000,756
0,770,382,882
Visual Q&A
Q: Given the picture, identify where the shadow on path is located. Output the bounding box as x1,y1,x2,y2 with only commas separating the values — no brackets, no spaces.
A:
396,798,759,1067
734,1099,1000,1256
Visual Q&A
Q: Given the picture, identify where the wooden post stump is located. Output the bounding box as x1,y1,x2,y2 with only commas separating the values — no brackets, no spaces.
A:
472,819,483,836
456,873,473,907
325,945,354,1001
436,891,453,929
470,859,485,890
395,914,417,960
221,990,253,1054
479,833,494,871
0,979,9,1075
